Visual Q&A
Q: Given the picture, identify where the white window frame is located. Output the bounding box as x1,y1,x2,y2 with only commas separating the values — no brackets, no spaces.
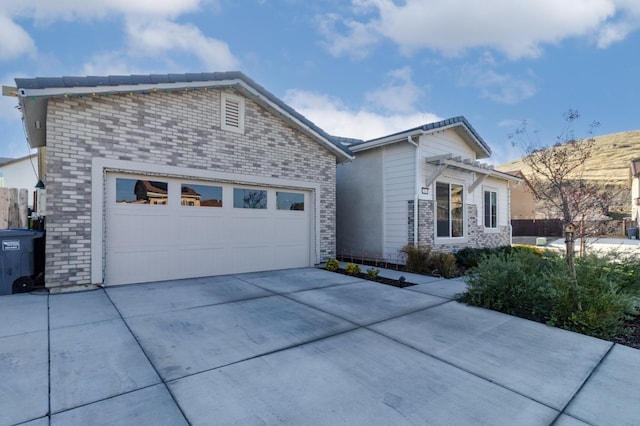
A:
483,187,498,230
221,92,245,134
435,180,466,241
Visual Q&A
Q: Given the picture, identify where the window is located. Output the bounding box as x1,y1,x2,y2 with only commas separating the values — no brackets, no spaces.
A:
116,178,168,205
276,192,304,211
484,190,497,228
221,93,245,134
233,188,267,209
436,182,464,238
181,184,223,207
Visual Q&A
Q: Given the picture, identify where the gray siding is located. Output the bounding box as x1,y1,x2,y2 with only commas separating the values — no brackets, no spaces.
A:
336,150,384,258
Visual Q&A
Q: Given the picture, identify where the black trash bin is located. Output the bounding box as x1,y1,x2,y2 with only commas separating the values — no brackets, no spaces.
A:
627,227,639,240
0,229,45,295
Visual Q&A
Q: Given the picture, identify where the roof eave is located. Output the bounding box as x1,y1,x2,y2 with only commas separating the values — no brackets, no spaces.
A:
16,75,353,162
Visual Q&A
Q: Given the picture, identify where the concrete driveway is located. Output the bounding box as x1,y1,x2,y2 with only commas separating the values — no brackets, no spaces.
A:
1,268,639,425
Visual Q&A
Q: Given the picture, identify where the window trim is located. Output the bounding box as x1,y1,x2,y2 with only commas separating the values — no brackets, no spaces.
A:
221,92,245,134
483,188,498,230
435,181,466,241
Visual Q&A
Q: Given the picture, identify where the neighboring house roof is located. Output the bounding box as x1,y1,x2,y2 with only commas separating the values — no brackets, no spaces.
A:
348,116,492,159
0,153,37,167
13,72,353,162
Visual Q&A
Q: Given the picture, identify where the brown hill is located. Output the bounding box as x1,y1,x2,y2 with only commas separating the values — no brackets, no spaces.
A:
497,130,640,185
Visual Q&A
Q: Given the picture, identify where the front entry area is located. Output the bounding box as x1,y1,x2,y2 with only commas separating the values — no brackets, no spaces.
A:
104,173,313,285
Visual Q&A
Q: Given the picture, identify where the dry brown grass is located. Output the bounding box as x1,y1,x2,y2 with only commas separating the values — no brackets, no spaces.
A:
498,130,640,186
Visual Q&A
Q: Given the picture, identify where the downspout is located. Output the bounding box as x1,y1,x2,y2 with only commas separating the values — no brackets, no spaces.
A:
407,136,419,246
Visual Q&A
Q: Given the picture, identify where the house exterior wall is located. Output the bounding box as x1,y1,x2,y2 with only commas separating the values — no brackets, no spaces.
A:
510,181,537,219
0,154,38,207
632,176,640,223
44,88,337,288
408,130,511,253
382,143,416,259
336,149,384,258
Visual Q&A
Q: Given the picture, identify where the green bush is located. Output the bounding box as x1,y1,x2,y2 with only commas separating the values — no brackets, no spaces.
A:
325,258,339,272
430,252,457,278
401,245,431,273
366,267,380,279
345,262,361,275
455,245,544,270
459,249,637,339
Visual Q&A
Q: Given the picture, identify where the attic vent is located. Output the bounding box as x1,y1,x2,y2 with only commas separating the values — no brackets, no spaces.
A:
221,93,245,134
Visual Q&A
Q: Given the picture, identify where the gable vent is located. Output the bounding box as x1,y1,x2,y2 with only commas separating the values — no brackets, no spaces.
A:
221,93,245,134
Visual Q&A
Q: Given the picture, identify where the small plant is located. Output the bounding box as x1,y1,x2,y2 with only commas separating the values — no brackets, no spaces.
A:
345,262,361,275
366,267,380,279
430,252,457,278
401,244,431,274
325,258,339,272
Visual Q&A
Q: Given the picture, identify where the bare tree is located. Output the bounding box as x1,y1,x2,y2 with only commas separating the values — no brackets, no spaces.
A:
510,110,602,285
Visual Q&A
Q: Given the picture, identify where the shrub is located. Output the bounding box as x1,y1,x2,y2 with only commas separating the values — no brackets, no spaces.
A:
459,249,637,340
345,262,361,275
460,249,557,323
366,267,380,279
455,245,545,271
401,245,431,273
430,252,457,278
325,258,339,272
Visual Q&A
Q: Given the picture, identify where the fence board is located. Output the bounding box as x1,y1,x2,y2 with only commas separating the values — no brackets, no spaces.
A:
0,188,30,229
0,188,8,229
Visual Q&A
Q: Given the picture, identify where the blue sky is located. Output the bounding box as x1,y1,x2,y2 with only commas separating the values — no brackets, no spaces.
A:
1,0,639,165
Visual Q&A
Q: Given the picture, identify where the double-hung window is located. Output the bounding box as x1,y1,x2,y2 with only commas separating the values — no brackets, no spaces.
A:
436,182,464,238
484,190,498,229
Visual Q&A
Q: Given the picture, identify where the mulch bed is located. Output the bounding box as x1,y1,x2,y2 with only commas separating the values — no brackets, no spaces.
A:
333,268,416,288
613,314,640,350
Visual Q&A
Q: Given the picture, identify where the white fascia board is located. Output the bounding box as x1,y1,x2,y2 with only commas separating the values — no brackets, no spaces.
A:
350,130,422,152
17,80,237,98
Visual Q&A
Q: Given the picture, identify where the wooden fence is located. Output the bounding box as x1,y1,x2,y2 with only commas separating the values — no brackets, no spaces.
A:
0,188,29,229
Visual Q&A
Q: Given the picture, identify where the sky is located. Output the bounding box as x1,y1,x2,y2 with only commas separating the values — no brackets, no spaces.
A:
1,0,639,165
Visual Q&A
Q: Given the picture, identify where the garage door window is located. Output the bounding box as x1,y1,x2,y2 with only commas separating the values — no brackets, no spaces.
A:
277,192,304,211
233,188,267,209
182,184,223,207
116,178,168,205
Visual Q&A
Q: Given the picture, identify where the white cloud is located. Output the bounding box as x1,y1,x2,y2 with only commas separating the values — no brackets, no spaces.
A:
0,14,36,61
126,19,238,70
458,62,538,104
364,67,425,114
316,13,379,59
284,89,441,140
320,0,640,59
1,0,209,22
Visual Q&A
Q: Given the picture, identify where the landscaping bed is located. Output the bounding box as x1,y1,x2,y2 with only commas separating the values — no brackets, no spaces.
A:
613,314,640,350
332,268,416,288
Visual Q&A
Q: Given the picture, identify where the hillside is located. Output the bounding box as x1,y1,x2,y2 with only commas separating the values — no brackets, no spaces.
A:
497,130,640,185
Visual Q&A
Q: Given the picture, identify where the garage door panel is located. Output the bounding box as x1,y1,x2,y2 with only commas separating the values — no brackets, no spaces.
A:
105,174,312,285
108,211,172,247
177,246,229,277
107,249,172,286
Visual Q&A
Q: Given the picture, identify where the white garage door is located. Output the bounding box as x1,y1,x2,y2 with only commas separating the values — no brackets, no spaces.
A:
104,173,312,285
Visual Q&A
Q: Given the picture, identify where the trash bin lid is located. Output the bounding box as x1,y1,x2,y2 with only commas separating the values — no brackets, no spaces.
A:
0,229,45,238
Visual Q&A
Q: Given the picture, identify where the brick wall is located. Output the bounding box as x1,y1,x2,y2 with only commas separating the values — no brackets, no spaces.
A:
44,88,337,287
407,201,510,254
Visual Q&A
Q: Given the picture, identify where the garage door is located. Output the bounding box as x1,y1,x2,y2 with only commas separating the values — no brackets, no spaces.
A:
104,173,312,285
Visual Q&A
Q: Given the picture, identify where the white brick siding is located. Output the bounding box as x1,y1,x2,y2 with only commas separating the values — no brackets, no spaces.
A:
44,89,337,287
